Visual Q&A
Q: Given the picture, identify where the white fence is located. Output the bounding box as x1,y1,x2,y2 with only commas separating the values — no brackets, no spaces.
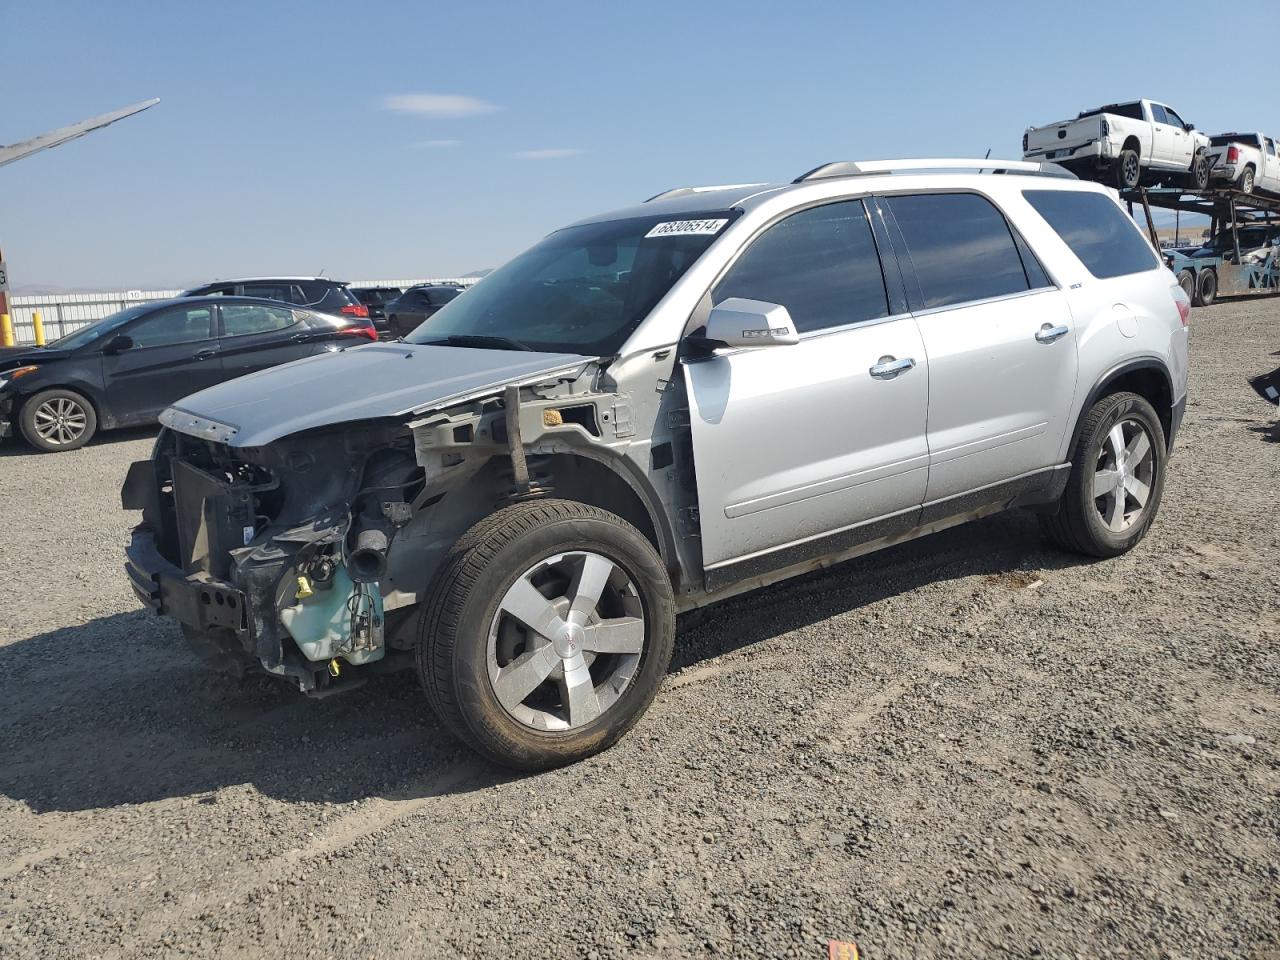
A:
5,278,480,345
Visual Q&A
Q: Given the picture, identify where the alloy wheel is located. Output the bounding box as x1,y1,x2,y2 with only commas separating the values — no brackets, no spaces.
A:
1123,153,1139,187
32,397,89,446
487,551,646,731
1092,419,1155,533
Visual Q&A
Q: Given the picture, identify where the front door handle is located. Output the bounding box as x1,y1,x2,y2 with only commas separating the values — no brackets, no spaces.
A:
1035,323,1070,344
869,356,916,379
193,348,218,361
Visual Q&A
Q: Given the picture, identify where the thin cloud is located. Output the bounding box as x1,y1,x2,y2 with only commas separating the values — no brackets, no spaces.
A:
511,148,585,160
411,139,462,149
381,93,499,117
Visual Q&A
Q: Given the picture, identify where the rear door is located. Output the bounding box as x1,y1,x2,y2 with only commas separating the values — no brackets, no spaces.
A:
101,303,223,423
882,192,1078,508
216,302,320,379
682,199,930,580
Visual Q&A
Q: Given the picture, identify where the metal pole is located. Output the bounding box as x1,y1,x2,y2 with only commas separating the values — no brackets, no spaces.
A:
32,310,45,346
1231,197,1242,264
1139,189,1160,251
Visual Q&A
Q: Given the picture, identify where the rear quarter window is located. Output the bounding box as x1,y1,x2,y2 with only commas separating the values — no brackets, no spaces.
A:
1022,190,1159,279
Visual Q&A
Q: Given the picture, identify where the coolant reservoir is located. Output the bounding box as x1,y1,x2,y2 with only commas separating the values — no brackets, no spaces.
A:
279,566,385,666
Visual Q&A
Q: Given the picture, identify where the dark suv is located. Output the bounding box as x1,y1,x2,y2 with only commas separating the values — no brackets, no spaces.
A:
183,278,370,324
384,284,464,338
349,286,404,336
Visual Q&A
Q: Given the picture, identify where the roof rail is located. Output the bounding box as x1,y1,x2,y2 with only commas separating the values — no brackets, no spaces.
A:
792,158,1077,184
644,182,766,202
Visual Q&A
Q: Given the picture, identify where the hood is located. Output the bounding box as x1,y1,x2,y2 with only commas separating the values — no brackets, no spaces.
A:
0,345,71,371
161,341,592,448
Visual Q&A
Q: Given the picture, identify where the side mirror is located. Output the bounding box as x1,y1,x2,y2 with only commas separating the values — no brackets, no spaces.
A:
104,334,134,354
701,298,799,349
1184,122,1194,132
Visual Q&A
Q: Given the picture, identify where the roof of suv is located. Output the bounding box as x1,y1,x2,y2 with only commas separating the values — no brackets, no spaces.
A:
573,158,1083,227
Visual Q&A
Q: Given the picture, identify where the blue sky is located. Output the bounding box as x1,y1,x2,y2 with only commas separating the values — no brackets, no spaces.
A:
1,0,1267,291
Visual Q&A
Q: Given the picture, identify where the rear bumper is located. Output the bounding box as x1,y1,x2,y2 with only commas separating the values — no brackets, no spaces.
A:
1169,393,1187,448
1025,139,1110,166
126,524,246,632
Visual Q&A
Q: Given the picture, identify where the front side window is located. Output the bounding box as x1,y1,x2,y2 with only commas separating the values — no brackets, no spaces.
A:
406,211,735,354
221,304,297,337
1023,189,1159,279
1164,108,1185,128
886,193,1032,309
127,306,214,348
712,201,888,334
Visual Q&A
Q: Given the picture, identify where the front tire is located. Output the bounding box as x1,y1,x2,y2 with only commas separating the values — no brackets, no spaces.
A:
1187,151,1210,191
1039,392,1167,558
19,388,97,452
418,499,676,770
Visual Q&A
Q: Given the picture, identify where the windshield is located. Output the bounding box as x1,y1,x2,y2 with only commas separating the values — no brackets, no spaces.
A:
405,211,737,354
48,304,151,350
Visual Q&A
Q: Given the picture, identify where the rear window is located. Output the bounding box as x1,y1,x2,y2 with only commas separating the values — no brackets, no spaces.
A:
1211,134,1261,147
1079,102,1144,121
1023,190,1159,279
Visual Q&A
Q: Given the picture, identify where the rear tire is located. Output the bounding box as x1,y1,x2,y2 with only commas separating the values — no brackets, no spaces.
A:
1240,166,1255,194
1039,392,1166,558
1195,267,1218,307
417,499,676,770
18,388,97,452
1176,269,1195,302
1115,149,1141,190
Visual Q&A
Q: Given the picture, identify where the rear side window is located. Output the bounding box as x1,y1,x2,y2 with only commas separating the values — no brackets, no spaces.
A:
1150,104,1169,124
241,283,295,303
713,200,888,334
886,193,1032,309
1023,190,1159,279
428,288,462,306
221,303,298,337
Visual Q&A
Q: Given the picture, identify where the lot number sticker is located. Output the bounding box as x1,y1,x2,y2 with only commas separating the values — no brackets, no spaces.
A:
645,218,729,239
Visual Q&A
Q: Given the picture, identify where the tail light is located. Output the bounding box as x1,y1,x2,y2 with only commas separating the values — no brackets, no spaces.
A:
1100,118,1110,137
341,303,370,319
336,324,377,341
1170,282,1191,326
1226,145,1239,163
1022,132,1028,152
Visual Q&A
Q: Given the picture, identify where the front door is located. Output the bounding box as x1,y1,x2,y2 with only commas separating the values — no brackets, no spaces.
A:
882,192,1079,506
101,303,223,424
682,200,930,580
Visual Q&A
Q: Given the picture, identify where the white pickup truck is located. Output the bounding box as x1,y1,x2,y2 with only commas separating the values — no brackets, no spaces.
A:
1207,133,1280,195
1023,99,1210,191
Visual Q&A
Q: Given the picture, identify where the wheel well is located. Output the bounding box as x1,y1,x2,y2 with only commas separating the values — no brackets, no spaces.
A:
541,454,662,556
1092,365,1174,446
1122,136,1141,155
16,383,100,422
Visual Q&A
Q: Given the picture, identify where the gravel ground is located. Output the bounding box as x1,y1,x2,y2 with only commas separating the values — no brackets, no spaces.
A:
1,299,1277,960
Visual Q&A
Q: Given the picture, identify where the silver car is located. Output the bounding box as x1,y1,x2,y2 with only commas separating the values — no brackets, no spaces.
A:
124,158,1190,769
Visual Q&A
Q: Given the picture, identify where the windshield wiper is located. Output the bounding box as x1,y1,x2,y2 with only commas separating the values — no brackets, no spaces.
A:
431,334,535,352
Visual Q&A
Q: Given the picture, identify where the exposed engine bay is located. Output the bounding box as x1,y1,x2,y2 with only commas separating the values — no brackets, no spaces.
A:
122,354,697,694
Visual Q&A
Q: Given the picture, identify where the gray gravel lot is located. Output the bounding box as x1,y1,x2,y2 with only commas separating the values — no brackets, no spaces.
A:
1,299,1277,959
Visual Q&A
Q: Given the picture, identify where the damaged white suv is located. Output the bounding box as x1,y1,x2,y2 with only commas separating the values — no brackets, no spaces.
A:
124,159,1190,769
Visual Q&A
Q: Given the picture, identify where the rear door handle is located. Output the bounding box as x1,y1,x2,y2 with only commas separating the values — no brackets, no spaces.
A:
1035,323,1070,344
869,356,916,379
193,348,218,361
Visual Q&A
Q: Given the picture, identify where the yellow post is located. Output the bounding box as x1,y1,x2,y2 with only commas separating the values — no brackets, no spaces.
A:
0,314,13,348
32,311,45,346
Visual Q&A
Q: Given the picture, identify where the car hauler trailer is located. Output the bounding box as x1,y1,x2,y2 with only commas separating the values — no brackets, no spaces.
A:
1123,184,1280,306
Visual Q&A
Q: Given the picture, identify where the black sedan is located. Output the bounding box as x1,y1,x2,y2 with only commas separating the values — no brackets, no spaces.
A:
0,296,375,452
